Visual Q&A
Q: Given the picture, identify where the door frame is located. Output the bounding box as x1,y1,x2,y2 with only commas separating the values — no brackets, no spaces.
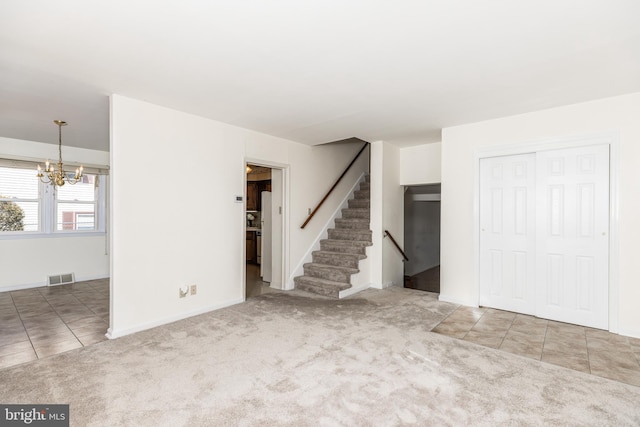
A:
243,158,290,298
473,132,620,332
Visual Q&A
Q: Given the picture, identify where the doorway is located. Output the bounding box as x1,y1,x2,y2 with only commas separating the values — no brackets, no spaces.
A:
403,184,441,293
245,162,286,299
479,144,610,329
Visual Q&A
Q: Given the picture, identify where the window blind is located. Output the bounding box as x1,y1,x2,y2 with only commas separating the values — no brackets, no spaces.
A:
0,157,109,175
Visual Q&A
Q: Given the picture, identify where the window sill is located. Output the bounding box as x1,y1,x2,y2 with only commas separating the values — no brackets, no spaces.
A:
0,231,106,241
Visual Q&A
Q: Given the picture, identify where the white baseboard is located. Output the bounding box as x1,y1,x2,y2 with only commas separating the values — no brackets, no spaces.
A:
369,281,394,290
339,283,371,299
0,281,46,292
0,273,109,293
617,327,640,340
75,273,110,283
105,297,244,339
438,294,478,307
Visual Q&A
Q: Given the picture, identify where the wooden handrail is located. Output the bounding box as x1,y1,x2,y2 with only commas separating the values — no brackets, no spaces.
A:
384,230,409,262
301,142,369,229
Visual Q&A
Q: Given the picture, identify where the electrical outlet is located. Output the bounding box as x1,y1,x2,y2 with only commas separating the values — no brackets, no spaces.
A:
179,286,188,298
190,285,197,295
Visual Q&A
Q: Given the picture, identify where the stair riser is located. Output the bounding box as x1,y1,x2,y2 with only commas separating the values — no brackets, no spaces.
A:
294,279,340,298
359,183,370,191
341,209,370,219
312,253,360,269
320,242,367,255
304,266,352,283
354,190,370,199
348,199,370,209
328,229,372,242
335,219,370,230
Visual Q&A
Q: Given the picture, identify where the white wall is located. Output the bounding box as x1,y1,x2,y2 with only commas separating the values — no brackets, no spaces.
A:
440,92,640,338
109,95,369,337
0,137,110,291
370,141,404,288
400,142,441,185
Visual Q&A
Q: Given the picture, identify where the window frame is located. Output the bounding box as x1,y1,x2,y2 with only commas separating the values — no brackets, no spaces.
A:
0,165,107,240
53,174,103,233
0,166,42,234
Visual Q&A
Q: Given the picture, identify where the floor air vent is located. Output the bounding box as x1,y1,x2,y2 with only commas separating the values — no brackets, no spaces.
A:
48,273,75,286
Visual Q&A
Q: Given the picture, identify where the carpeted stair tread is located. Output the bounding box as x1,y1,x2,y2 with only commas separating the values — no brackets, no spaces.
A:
341,208,370,219
334,218,370,229
328,228,372,241
294,275,352,298
304,262,359,274
320,239,373,247
348,199,370,209
320,239,372,255
312,250,366,260
312,250,364,269
354,190,370,199
303,263,358,284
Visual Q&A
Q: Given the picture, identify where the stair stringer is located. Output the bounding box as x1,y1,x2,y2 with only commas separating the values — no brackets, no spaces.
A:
286,172,367,290
339,252,372,298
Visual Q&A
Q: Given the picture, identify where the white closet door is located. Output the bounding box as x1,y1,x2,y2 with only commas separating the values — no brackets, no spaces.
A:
479,153,536,314
535,145,609,329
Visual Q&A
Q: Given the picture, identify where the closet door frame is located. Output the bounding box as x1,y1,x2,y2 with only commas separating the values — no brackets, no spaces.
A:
473,132,620,333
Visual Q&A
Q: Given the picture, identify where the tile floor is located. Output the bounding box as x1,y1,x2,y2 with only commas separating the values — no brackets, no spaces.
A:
0,278,109,370
433,306,640,387
246,264,276,298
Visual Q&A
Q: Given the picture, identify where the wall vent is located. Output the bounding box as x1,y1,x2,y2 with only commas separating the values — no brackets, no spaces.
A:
48,273,75,286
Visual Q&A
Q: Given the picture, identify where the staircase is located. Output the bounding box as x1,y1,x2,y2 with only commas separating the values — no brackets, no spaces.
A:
294,175,372,298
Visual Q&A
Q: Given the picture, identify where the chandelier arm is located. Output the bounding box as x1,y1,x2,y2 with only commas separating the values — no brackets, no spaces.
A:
37,120,83,187
38,175,52,184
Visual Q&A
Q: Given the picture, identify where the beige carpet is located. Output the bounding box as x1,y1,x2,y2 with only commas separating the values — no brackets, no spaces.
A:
1,286,639,426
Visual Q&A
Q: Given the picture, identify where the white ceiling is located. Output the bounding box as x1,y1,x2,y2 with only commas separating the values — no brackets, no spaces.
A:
2,1,640,151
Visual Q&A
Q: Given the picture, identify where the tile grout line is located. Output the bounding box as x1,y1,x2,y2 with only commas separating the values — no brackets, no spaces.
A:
8,291,38,360
540,321,551,362
633,342,640,370
36,286,85,350
496,313,518,349
465,308,486,339
49,282,110,341
72,287,107,320
584,328,592,375
536,320,549,361
431,305,463,331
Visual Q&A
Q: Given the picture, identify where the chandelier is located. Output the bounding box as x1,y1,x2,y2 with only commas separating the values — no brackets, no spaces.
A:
37,120,83,186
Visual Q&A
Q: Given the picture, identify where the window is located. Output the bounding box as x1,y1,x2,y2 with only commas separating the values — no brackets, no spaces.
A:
0,165,106,236
0,167,40,232
56,174,97,231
